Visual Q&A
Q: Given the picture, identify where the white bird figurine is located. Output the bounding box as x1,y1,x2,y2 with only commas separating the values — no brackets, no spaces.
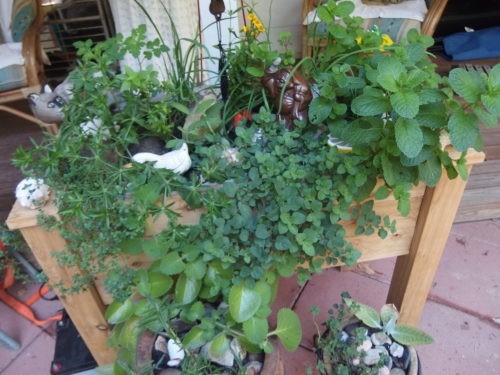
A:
132,142,192,174
167,338,185,367
15,178,50,209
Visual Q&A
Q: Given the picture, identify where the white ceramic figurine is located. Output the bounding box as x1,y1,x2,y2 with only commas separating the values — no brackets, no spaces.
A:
166,338,185,367
15,178,50,209
132,143,192,174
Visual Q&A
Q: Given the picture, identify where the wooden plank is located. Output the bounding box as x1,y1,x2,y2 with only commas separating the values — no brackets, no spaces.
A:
387,165,474,326
15,226,116,365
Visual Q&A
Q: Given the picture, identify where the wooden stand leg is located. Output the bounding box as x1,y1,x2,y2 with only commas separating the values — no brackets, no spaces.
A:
18,226,116,365
387,166,472,326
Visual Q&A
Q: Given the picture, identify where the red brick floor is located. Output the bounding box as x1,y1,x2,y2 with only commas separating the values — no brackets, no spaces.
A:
1,220,499,374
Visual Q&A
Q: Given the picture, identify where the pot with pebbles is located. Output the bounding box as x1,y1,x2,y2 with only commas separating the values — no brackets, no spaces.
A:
312,296,433,375
136,326,284,375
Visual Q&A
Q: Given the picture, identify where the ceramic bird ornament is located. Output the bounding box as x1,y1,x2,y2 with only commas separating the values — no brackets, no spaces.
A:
132,143,192,174
15,178,50,209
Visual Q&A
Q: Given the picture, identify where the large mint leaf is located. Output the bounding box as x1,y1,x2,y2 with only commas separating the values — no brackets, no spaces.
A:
472,104,497,128
481,93,500,116
391,91,420,119
415,103,448,129
395,118,423,158
448,110,479,151
487,64,500,91
309,97,333,124
449,68,486,103
351,95,391,116
342,118,383,145
418,154,442,187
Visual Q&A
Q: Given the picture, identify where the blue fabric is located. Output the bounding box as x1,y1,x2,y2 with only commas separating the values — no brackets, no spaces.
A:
443,27,500,61
0,64,27,91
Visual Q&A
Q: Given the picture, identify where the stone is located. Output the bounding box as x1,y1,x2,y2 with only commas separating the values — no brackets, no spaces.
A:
352,358,360,366
363,348,386,366
390,342,404,358
247,353,265,362
389,368,405,375
340,331,349,342
201,342,234,367
230,338,247,360
357,338,373,353
371,332,391,346
154,335,168,353
245,360,263,375
378,366,390,375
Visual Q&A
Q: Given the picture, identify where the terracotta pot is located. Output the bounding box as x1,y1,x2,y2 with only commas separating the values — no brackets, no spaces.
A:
136,331,284,375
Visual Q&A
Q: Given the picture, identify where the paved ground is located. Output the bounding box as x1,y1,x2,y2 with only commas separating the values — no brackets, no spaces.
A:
1,220,499,374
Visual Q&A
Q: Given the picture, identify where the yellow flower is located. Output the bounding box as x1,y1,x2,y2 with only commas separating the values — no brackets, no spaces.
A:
257,25,265,32
242,25,250,32
248,13,256,21
355,36,362,44
252,31,260,36
381,34,394,47
252,19,262,27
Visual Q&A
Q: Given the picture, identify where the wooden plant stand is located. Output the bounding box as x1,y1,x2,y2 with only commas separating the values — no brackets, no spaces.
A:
6,147,484,365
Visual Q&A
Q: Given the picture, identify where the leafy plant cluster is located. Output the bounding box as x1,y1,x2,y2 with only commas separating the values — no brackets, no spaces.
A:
312,294,433,375
10,0,500,374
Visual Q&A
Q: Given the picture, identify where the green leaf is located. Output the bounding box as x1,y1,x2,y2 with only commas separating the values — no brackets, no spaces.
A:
418,154,442,187
317,5,333,22
222,181,238,198
246,67,264,77
255,224,270,240
473,104,497,128
391,324,434,346
415,103,448,129
395,118,423,158
187,301,205,322
185,259,207,280
174,275,202,305
229,285,262,323
118,238,143,255
170,102,190,115
243,317,269,344
273,308,302,351
309,97,332,124
160,252,186,275
374,185,390,200
134,183,160,205
291,212,306,225
195,98,216,114
182,326,207,350
342,118,383,145
487,64,500,91
481,93,500,116
335,0,355,17
137,272,173,298
254,280,272,306
449,68,486,103
380,304,399,326
391,91,420,119
345,299,382,329
105,298,134,324
210,333,230,354
381,153,395,186
351,95,391,116
448,110,479,152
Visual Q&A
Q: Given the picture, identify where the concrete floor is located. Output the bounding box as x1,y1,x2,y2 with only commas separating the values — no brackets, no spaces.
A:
1,219,499,374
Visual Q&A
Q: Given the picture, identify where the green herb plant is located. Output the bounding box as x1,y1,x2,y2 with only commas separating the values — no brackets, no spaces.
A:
311,294,433,375
10,0,500,374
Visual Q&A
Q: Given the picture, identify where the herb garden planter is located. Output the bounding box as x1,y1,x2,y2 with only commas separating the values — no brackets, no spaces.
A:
6,144,484,365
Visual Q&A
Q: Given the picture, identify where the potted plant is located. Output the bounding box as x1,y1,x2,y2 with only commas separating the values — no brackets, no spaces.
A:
311,294,433,375
10,0,499,374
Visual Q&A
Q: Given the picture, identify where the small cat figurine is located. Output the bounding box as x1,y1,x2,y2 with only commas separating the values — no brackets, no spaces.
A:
28,76,73,123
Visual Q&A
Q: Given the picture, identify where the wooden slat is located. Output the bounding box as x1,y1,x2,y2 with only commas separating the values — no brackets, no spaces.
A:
16,226,116,365
387,164,474,326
